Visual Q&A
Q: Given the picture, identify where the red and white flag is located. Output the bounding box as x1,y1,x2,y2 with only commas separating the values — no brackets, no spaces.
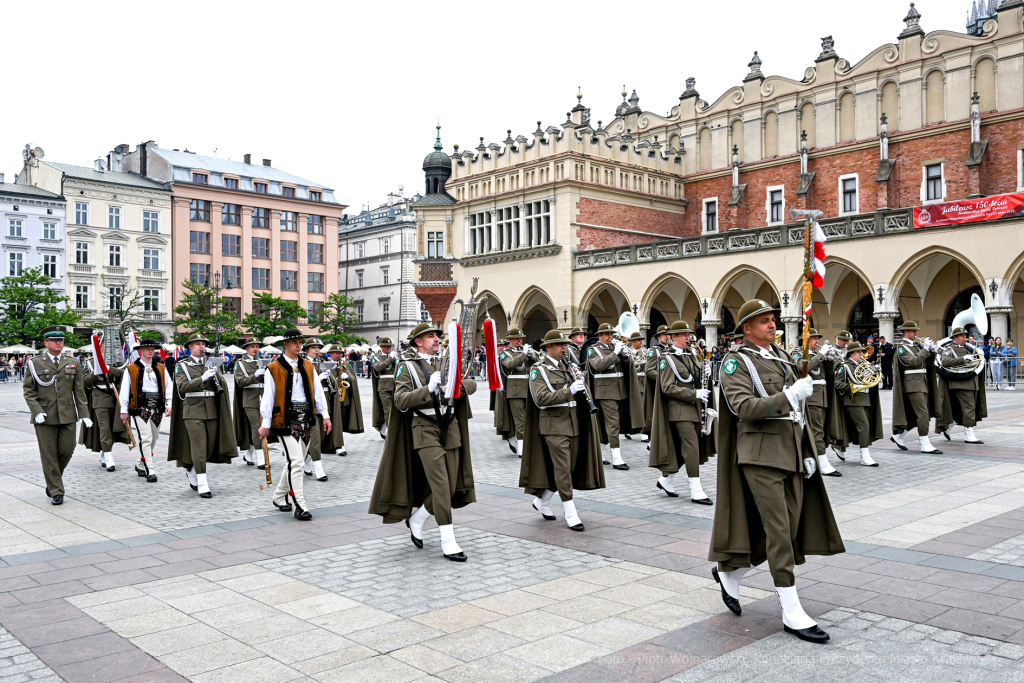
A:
443,321,462,400
90,334,109,376
483,318,502,392
811,221,826,288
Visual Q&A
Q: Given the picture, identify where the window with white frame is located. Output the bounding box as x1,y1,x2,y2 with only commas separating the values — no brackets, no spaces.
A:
143,289,160,312
143,248,160,270
381,236,390,254
142,211,159,233
8,252,22,276
525,200,551,247
42,222,56,240
355,303,364,321
922,162,946,203
702,198,718,233
75,202,88,225
381,301,390,321
353,241,364,258
839,174,859,215
75,285,89,309
420,301,430,322
8,218,22,237
355,270,364,287
766,186,785,225
496,206,521,251
42,254,57,278
108,286,123,311
108,244,122,267
75,242,89,264
469,210,494,254
381,267,389,285
108,206,121,229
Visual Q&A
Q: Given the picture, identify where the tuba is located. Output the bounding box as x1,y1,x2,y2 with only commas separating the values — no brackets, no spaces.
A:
935,293,988,378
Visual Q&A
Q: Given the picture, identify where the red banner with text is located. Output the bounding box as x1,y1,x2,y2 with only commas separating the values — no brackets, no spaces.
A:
913,192,1024,229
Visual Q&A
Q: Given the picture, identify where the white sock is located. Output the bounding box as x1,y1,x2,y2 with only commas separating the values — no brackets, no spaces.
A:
186,467,198,488
611,448,625,466
304,454,313,473
509,436,518,451
860,448,877,466
103,452,115,467
777,586,816,630
381,423,388,438
438,524,463,555
516,440,524,456
817,454,837,474
409,506,431,540
892,432,905,447
689,477,709,500
534,490,555,516
196,473,210,495
920,435,938,452
641,434,650,443
313,460,326,478
718,566,750,599
244,446,254,462
658,473,676,494
255,447,265,466
966,427,978,441
562,499,582,527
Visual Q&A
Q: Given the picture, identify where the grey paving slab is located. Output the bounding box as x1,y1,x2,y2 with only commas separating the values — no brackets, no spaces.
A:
0,625,61,683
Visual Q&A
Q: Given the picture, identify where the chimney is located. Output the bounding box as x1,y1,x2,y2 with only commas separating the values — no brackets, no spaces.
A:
0,173,4,184
262,159,271,166
244,154,251,165
94,158,105,172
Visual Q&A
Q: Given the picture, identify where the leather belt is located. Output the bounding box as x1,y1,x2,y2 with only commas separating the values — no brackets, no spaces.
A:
593,372,623,378
185,391,215,398
378,374,394,378
905,369,926,375
539,401,577,409
811,379,826,385
507,374,528,379
244,383,264,389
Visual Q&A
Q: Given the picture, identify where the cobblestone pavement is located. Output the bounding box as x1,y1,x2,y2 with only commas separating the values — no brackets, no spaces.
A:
4,379,1024,681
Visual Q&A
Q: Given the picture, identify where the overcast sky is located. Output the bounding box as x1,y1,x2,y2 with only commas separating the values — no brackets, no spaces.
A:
3,0,970,213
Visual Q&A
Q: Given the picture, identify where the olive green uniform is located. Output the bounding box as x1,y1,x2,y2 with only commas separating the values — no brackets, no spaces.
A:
801,351,829,456
500,346,531,443
24,353,88,496
657,351,702,477
371,352,397,426
173,356,222,474
82,363,125,453
528,356,579,500
234,356,264,450
835,359,873,445
941,345,981,427
588,341,627,448
895,339,932,435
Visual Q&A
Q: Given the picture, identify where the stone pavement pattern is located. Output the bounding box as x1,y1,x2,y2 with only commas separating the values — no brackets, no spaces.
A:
2,378,1024,681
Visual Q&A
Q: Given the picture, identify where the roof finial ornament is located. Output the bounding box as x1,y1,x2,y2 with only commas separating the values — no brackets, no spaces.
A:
577,86,582,104
627,89,639,110
621,85,627,101
748,51,763,76
904,3,921,31
434,120,442,152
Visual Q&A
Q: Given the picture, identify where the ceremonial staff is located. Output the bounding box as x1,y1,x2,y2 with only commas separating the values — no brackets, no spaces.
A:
790,208,827,378
257,357,273,490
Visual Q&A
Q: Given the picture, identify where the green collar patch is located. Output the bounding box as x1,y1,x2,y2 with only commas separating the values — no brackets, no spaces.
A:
659,359,667,370
648,349,655,358
588,348,594,356
723,357,738,375
396,365,404,378
500,352,506,360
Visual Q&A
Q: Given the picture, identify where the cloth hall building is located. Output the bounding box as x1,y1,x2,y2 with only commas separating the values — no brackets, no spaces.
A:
412,1,1024,350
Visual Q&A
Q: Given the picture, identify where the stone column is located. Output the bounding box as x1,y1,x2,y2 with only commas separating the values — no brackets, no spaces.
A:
874,312,899,344
444,217,454,259
704,323,720,350
989,307,1012,342
781,317,801,349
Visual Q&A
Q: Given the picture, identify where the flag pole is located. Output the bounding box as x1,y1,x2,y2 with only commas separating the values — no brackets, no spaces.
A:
802,214,812,379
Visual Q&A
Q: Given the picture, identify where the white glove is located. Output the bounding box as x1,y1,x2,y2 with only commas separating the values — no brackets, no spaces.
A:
318,371,331,381
695,388,710,403
803,457,817,479
254,368,265,377
783,377,814,411
82,417,93,428
341,372,349,380
427,371,442,394
704,362,712,378
570,378,586,395
201,369,217,381
389,351,398,360
35,413,46,424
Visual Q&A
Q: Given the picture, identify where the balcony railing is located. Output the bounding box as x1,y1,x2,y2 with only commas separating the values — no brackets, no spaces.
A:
139,269,166,279
70,264,94,273
104,266,127,276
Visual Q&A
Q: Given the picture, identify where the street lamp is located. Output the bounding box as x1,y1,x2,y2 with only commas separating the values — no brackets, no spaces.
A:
210,270,233,350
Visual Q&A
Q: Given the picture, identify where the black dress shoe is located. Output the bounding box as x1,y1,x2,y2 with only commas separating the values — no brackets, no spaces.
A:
410,531,423,549
532,500,556,520
784,623,830,644
943,431,951,441
186,472,198,491
304,469,312,476
657,480,679,498
624,434,632,440
257,465,266,470
603,460,610,465
245,459,255,467
821,470,843,477
568,522,585,532
890,436,909,451
45,487,50,497
106,465,116,472
294,506,312,521
834,449,846,461
338,448,347,456
691,497,713,506
51,494,63,506
923,448,943,454
317,475,328,482
712,567,741,616
613,463,630,470
508,441,517,454
965,439,984,445
444,551,467,561
199,491,212,498
146,474,157,483
273,500,293,512
135,465,147,477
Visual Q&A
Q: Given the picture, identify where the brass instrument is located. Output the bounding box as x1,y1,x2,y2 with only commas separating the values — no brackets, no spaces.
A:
521,343,542,363
935,293,988,378
851,361,882,393
339,379,349,403
774,330,784,347
863,345,875,360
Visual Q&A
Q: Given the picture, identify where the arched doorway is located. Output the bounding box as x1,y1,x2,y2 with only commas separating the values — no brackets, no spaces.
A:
944,285,986,340
514,287,557,345
893,250,984,340
648,309,668,342
695,309,734,348
848,295,878,343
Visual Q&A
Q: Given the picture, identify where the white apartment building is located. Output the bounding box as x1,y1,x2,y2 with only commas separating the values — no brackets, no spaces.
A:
0,175,66,300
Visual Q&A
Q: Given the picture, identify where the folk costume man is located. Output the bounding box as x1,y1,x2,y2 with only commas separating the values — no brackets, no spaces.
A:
499,327,533,456
520,329,604,531
371,337,398,439
891,321,942,453
643,325,671,443
119,338,172,483
233,339,268,467
259,329,331,520
301,338,329,480
649,321,715,503
709,300,844,644
81,347,130,472
833,342,884,467
566,327,586,368
368,322,477,561
937,327,988,444
168,333,236,497
24,326,89,505
791,330,841,476
321,344,364,458
587,322,644,469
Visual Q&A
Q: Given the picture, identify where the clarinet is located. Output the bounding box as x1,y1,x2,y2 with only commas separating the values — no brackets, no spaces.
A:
567,360,599,414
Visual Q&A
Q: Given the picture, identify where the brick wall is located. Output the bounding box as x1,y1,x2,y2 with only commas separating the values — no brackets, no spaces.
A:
414,286,457,325
575,198,689,250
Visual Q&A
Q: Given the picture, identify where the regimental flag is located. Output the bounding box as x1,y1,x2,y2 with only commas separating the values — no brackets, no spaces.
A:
483,318,502,392
443,320,462,400
811,220,827,288
90,334,108,376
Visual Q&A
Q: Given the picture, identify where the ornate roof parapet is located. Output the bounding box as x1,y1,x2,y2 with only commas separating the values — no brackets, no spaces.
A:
679,77,699,101
816,35,838,63
743,52,764,82
899,2,925,38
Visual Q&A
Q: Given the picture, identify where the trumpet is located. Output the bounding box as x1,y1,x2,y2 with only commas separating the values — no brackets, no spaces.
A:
521,343,542,363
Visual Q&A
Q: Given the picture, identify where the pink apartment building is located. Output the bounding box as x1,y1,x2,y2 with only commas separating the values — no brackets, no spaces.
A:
122,142,344,336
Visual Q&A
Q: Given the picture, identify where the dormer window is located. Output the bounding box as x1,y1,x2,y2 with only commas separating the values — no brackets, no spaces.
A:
224,177,238,190
254,182,268,194
192,173,208,184
283,187,296,198
309,190,322,202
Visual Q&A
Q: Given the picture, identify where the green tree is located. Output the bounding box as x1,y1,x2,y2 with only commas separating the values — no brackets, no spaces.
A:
0,268,82,347
316,292,366,346
242,293,306,341
172,279,240,346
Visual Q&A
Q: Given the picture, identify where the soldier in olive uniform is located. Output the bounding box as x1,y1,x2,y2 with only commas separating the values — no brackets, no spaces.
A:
937,327,987,444
650,321,714,503
81,353,129,472
24,327,90,505
643,325,671,443
791,329,840,476
233,339,268,467
371,337,398,438
628,331,646,404
834,342,883,466
709,300,844,645
565,327,586,368
587,322,644,469
499,327,533,456
891,321,942,453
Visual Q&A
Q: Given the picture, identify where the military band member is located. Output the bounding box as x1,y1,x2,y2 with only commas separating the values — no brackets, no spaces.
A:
301,338,329,479
891,321,942,453
937,327,988,444
371,337,398,439
566,327,586,368
649,321,715,503
119,338,171,483
491,338,516,444
321,344,364,457
499,327,533,456
643,325,671,444
628,330,646,405
833,342,883,466
520,329,604,531
587,323,644,469
791,329,840,476
24,326,90,505
368,322,477,561
259,329,331,520
835,330,852,350
709,300,843,644
167,333,236,497
81,350,129,472
233,339,268,467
